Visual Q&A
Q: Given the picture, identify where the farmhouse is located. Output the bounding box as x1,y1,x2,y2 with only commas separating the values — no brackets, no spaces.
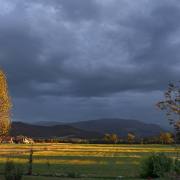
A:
1,136,14,144
0,136,34,144
14,136,34,144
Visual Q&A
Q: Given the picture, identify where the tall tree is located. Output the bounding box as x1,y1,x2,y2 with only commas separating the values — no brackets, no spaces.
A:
0,70,11,137
157,82,180,143
159,132,174,144
104,133,119,144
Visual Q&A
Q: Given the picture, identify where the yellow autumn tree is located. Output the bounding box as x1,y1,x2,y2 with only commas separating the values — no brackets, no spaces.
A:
0,70,11,137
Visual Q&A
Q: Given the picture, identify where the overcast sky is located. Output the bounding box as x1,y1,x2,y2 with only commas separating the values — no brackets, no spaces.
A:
0,0,179,125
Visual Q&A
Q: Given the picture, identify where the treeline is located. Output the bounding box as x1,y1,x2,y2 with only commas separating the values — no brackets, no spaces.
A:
34,132,176,144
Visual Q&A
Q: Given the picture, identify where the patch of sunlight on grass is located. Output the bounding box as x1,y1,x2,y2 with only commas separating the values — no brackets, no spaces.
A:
0,144,176,179
0,157,28,163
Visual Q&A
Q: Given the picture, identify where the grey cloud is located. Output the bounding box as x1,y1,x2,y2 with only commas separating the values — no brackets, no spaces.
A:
0,0,179,122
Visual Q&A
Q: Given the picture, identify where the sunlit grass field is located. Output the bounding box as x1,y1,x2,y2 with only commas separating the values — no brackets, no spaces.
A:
0,143,176,179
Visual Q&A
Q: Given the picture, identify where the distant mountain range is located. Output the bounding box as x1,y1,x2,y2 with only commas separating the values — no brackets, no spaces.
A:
11,122,101,139
11,118,165,139
11,122,102,139
34,121,65,126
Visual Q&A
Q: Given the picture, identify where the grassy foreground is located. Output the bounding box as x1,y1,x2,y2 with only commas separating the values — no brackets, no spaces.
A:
0,143,176,179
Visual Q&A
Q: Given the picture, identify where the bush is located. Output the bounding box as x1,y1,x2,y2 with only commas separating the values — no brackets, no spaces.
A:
140,153,173,178
4,160,23,180
67,172,81,178
174,158,180,174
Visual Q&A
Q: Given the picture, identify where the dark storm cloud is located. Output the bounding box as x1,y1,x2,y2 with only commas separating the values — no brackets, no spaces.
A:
0,0,179,122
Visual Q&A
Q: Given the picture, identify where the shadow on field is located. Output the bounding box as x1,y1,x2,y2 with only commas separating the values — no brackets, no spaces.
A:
0,161,139,179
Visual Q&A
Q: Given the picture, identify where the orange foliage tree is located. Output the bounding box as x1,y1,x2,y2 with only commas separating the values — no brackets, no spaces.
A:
0,70,11,137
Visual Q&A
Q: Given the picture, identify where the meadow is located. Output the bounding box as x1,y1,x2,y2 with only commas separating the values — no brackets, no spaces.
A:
0,143,177,179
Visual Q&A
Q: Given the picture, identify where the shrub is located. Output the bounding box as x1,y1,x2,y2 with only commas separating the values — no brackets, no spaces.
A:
174,158,180,174
67,172,81,178
140,153,173,178
4,160,23,180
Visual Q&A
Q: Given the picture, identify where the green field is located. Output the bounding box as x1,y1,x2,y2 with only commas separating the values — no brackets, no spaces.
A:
0,143,177,179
